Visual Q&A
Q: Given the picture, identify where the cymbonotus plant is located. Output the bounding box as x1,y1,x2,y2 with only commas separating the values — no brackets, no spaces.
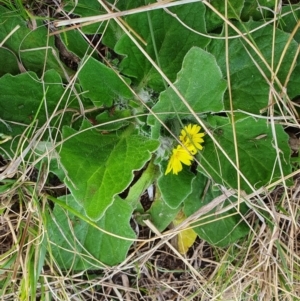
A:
0,0,299,299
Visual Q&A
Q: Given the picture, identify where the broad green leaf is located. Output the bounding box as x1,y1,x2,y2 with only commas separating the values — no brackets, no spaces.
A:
0,6,73,79
205,0,245,31
287,57,300,104
58,31,98,61
78,57,133,107
114,1,209,91
184,173,249,247
100,0,136,48
62,1,128,47
96,109,131,131
279,5,300,43
63,0,100,16
148,196,181,232
158,161,195,208
63,0,102,33
0,70,76,157
59,125,159,220
208,20,298,114
241,0,276,21
102,19,125,49
199,116,291,193
47,194,135,268
0,48,20,77
278,5,300,100
148,47,226,132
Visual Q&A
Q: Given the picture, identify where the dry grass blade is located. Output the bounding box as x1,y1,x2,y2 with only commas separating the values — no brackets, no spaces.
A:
54,0,201,27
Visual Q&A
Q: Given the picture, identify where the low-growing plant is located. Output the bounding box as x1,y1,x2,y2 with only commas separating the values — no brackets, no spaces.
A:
0,0,299,299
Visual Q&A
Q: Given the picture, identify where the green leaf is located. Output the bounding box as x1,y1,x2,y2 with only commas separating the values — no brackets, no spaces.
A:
64,0,100,16
59,125,159,220
78,57,133,107
287,57,300,103
208,20,298,114
63,0,102,33
62,1,128,47
158,161,195,208
58,31,98,61
47,194,135,268
199,116,291,193
279,4,300,44
114,1,209,91
0,70,76,157
0,48,20,77
0,6,73,79
102,19,125,49
147,196,180,232
184,173,249,247
241,0,276,21
148,47,226,132
96,109,131,131
278,5,300,100
205,0,245,31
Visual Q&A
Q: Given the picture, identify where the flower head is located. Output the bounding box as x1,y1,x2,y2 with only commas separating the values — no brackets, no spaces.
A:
165,124,205,175
179,124,205,154
165,145,193,175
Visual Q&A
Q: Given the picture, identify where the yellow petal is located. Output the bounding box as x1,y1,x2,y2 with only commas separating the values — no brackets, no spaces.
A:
179,124,205,154
165,145,192,175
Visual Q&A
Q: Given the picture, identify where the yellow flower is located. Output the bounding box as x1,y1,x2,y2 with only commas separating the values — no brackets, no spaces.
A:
179,124,205,154
165,145,193,175
164,124,205,175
